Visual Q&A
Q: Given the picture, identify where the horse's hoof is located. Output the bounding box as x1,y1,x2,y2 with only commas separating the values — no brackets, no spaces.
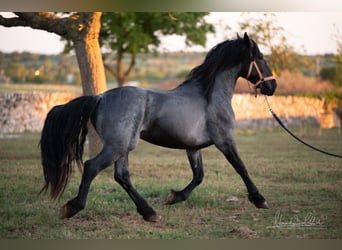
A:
249,192,269,209
144,214,162,222
60,202,80,219
164,192,175,205
60,204,69,219
256,201,269,209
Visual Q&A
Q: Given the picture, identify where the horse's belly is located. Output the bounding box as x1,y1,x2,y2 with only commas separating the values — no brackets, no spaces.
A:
140,127,212,150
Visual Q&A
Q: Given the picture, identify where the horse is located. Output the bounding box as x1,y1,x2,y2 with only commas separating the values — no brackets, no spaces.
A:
40,32,277,222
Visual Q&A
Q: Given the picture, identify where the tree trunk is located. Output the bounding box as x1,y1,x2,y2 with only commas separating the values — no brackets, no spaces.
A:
74,37,106,96
73,13,107,156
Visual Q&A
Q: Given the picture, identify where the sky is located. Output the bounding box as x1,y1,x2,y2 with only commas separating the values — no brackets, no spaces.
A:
0,12,341,55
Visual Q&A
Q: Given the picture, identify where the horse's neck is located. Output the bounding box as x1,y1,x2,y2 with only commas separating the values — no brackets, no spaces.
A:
212,66,240,101
174,64,240,101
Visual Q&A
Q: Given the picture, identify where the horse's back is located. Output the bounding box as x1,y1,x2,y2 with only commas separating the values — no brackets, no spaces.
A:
94,86,212,150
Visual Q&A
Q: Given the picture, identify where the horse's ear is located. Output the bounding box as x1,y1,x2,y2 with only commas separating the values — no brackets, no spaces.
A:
237,32,241,39
244,32,251,47
243,32,254,59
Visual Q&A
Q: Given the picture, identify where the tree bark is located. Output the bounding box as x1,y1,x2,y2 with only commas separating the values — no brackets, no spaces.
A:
73,13,106,96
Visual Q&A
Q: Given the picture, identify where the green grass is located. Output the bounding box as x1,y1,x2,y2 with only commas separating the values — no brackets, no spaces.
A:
0,128,341,239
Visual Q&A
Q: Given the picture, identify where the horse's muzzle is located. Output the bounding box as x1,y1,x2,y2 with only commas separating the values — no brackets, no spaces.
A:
260,80,277,96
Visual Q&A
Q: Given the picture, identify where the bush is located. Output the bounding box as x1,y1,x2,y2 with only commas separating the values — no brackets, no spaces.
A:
320,66,342,88
320,66,336,81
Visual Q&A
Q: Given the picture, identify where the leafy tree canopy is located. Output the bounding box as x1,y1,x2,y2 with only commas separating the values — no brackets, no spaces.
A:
100,12,215,86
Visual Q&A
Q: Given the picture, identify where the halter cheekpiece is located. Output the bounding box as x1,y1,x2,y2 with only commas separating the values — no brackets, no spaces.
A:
245,60,276,91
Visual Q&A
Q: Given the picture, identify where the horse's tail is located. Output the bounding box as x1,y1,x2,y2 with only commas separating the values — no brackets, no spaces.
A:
39,95,100,200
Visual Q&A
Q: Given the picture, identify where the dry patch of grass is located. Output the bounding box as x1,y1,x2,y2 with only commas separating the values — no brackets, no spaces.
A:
0,83,82,93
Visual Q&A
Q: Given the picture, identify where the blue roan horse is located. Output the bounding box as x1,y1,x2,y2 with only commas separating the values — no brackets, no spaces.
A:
40,33,277,222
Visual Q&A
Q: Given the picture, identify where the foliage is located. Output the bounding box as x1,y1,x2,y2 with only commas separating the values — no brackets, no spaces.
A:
320,29,342,89
319,29,342,119
0,51,81,84
100,12,215,86
238,13,313,75
320,66,342,87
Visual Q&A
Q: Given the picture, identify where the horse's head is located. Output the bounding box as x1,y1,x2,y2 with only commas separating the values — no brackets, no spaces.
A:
240,32,277,96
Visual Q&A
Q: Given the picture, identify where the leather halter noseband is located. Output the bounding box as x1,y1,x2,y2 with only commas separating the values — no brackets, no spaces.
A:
245,60,275,90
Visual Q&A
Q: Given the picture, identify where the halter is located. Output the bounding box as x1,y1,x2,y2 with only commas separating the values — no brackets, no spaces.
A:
245,60,276,95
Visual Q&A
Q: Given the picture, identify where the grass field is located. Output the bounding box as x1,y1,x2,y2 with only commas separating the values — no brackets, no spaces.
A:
0,127,341,239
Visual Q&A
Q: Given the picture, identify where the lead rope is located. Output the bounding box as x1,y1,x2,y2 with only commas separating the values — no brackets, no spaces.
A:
264,95,342,158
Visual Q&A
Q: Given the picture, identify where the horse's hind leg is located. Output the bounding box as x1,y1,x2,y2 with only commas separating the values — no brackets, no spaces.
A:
60,146,116,219
164,149,204,205
114,154,160,222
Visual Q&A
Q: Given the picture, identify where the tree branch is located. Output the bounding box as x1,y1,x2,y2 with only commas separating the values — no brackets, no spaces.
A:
124,54,136,77
0,12,73,37
104,63,118,78
0,15,29,27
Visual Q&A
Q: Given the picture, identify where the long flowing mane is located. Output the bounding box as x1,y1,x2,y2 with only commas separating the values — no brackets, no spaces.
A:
184,37,249,98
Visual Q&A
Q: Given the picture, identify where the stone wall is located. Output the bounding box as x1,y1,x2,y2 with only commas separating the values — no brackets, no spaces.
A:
0,91,340,134
232,94,340,129
0,92,78,133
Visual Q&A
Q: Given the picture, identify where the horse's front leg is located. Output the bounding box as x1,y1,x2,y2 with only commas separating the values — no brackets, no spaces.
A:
164,149,204,205
215,139,269,209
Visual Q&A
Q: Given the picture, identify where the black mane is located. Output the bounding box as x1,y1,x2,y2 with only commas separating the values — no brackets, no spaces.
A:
184,37,250,98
